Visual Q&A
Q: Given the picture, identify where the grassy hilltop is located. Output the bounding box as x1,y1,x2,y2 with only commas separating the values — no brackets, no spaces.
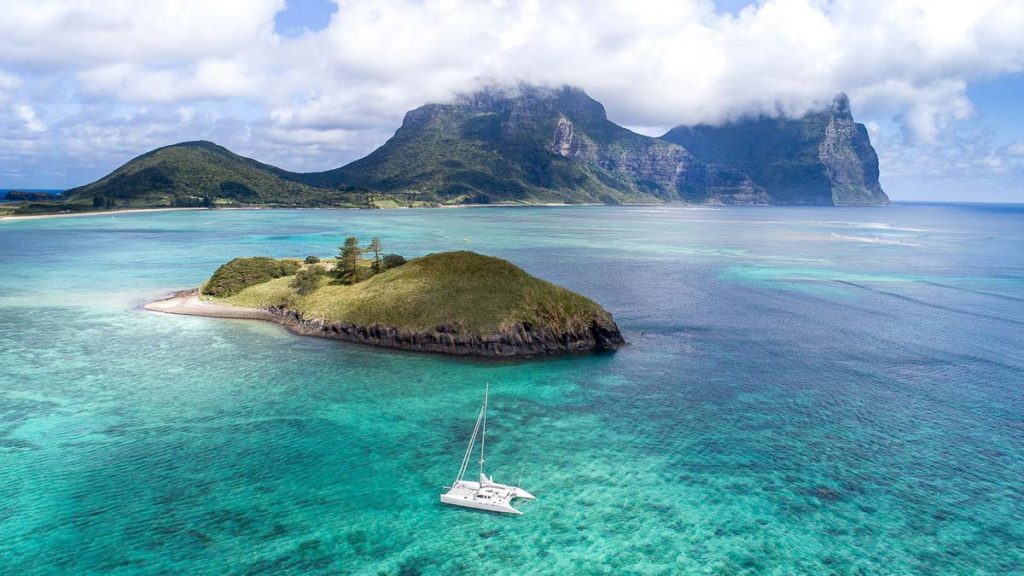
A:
61,141,358,208
210,251,614,335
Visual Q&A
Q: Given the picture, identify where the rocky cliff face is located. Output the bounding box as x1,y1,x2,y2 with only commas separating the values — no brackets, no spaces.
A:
817,96,887,205
661,94,888,205
318,85,767,204
533,90,767,203
548,113,768,204
267,305,625,358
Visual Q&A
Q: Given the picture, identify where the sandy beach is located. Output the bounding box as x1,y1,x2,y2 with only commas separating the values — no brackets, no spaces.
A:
143,290,272,320
0,207,211,222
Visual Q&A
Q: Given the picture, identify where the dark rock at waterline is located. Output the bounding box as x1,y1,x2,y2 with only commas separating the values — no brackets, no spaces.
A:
265,305,625,358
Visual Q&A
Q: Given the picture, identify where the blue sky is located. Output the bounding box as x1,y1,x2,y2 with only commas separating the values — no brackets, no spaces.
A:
273,0,336,37
968,74,1024,146
1,0,1022,202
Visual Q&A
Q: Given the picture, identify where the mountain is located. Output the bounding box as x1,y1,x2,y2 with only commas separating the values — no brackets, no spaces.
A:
48,86,888,213
296,86,765,204
661,94,889,205
61,141,356,207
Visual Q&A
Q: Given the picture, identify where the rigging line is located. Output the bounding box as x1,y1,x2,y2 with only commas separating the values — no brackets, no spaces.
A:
480,383,488,477
457,407,482,483
456,403,484,483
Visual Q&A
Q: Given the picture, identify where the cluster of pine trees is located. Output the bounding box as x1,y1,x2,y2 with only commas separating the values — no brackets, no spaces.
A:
290,236,407,296
335,236,405,284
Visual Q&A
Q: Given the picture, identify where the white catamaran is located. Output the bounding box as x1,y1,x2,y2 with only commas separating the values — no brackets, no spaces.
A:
440,384,535,515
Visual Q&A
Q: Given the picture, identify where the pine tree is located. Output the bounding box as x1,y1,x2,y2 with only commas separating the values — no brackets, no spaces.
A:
336,236,362,284
369,237,383,273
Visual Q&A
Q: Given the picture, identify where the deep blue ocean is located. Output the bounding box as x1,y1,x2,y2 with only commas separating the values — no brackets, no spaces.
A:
0,204,1021,575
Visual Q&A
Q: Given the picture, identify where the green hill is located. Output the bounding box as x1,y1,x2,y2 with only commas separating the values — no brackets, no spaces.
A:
207,250,625,357
61,141,358,208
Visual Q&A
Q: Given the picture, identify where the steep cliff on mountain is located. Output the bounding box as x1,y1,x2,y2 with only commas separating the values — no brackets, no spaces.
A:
662,95,888,205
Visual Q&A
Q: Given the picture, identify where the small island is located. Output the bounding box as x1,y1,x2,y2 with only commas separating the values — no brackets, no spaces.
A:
145,238,624,357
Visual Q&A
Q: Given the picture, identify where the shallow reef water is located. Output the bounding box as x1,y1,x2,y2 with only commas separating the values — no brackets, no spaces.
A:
0,203,1022,574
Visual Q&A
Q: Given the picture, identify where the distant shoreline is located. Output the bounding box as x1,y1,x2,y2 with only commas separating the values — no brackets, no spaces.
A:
4,200,959,222
0,202,612,222
0,207,210,221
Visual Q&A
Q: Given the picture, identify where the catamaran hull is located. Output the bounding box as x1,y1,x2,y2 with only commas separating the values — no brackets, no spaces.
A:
440,478,533,515
440,492,522,515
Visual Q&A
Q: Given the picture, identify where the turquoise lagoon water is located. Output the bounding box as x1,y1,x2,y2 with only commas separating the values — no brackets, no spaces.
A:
0,204,1022,575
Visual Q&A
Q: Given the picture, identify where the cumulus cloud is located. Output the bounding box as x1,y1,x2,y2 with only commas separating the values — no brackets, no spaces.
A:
0,71,22,91
0,1,282,67
0,0,1023,197
78,59,260,102
1006,141,1024,157
14,104,46,133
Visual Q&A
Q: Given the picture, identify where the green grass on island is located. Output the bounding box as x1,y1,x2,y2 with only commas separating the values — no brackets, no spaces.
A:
206,251,614,335
201,256,302,297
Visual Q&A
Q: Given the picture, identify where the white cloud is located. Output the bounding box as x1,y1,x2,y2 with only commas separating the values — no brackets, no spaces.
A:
14,104,46,133
78,59,259,102
0,1,284,67
0,0,1023,197
1006,141,1024,157
0,71,21,91
870,117,1024,201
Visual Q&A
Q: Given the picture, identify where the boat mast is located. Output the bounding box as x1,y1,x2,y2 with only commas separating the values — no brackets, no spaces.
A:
479,383,488,478
455,403,484,484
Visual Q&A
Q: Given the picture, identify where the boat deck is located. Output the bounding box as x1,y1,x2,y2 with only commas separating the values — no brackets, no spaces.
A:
440,480,533,515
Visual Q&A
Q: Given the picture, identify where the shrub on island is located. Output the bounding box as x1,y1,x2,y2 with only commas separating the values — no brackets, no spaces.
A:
291,267,322,295
202,257,301,297
381,254,406,270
